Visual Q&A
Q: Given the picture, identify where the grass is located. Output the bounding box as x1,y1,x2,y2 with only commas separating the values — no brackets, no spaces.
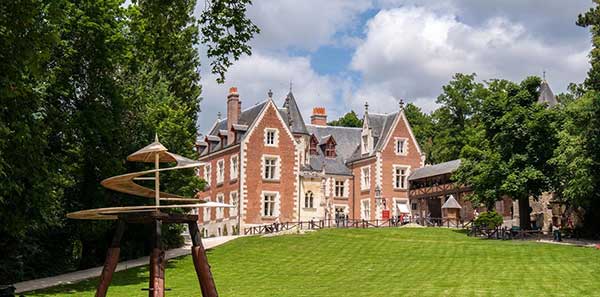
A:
29,228,600,297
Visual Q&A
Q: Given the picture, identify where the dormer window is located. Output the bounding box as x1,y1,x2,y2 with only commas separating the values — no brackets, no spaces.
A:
323,137,337,158
309,135,319,155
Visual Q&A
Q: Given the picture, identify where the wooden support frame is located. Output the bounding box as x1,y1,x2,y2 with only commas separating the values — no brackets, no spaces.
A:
188,222,218,297
96,220,126,297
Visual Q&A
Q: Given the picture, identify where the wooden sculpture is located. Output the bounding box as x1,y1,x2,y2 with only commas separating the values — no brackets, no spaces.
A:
67,135,230,297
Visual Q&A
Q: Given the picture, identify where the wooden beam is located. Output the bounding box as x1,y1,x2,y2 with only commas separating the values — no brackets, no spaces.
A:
188,222,218,297
95,220,126,297
148,219,165,297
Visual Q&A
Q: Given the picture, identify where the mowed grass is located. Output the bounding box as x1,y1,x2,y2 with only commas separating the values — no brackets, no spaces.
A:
29,228,600,297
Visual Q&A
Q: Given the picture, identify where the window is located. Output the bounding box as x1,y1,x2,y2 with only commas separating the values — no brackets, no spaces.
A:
335,180,345,197
411,202,417,211
304,191,314,208
230,191,238,217
362,135,369,152
361,199,370,220
203,197,211,221
263,156,279,180
393,165,409,189
309,136,318,155
264,128,278,146
216,159,225,184
216,193,224,219
262,192,277,217
230,155,239,180
361,166,371,190
325,142,336,158
395,138,408,155
204,164,211,187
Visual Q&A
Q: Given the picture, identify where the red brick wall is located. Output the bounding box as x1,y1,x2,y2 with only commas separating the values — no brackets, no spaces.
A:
242,103,297,224
379,112,423,215
350,158,376,220
197,146,240,223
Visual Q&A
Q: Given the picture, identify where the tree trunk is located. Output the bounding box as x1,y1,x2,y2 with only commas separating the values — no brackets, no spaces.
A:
518,197,531,230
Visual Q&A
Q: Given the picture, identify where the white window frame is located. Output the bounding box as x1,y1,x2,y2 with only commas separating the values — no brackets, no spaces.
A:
264,128,279,147
216,193,224,219
394,137,408,156
216,159,225,184
361,166,371,191
262,155,280,181
261,191,280,217
230,191,238,217
361,199,370,220
334,180,345,197
230,155,239,181
304,191,314,208
203,196,211,221
393,165,410,190
204,164,211,187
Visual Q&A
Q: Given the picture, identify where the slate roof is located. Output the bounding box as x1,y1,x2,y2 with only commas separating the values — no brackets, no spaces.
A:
199,101,268,156
408,159,461,181
282,92,309,135
346,112,398,163
442,195,462,209
538,80,558,107
305,125,362,175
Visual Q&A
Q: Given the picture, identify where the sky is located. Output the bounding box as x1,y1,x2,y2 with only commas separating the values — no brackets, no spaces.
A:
196,0,594,132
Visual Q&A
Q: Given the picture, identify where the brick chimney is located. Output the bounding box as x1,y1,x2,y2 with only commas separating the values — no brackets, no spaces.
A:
311,107,327,126
227,87,241,144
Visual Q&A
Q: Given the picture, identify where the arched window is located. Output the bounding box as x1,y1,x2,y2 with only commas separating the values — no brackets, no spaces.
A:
304,191,314,208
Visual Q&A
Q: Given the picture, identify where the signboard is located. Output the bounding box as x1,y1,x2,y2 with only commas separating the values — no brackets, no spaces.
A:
382,209,390,220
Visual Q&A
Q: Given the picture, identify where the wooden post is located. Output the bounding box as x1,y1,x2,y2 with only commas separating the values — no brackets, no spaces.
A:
149,219,165,297
188,222,218,297
96,220,126,297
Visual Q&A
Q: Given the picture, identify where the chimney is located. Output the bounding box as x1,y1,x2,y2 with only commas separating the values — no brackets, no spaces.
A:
227,87,241,145
311,107,327,126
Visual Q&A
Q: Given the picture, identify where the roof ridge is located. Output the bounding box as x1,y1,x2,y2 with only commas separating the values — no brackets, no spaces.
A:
306,124,362,130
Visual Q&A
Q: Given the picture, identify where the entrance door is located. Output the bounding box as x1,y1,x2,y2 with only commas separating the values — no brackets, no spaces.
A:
335,206,346,227
428,198,442,220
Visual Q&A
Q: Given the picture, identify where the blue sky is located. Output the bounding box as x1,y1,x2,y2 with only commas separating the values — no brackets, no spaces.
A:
197,0,593,132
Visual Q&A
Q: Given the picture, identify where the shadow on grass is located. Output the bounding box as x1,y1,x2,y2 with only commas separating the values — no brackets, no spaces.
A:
28,260,181,295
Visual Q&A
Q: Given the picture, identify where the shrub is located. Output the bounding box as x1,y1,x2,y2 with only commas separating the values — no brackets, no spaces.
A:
474,211,503,229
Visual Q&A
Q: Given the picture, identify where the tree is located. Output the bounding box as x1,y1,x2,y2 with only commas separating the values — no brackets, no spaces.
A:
403,103,434,162
328,111,363,127
429,73,487,164
454,77,559,229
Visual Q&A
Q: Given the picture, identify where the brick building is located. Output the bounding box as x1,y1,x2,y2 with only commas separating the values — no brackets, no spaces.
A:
195,87,425,236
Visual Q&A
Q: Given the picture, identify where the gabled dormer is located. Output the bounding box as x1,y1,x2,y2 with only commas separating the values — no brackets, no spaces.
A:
320,135,337,158
309,134,319,155
361,102,374,155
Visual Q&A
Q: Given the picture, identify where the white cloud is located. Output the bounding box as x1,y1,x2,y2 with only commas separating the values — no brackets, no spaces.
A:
246,0,372,51
198,51,345,131
348,6,590,113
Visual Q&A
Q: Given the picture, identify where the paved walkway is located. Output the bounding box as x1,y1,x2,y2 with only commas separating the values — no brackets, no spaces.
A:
14,236,239,294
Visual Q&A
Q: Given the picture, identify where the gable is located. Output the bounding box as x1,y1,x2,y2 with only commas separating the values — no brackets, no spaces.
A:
380,110,423,158
242,100,295,145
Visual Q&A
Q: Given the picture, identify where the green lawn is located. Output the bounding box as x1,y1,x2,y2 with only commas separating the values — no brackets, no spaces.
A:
29,228,600,297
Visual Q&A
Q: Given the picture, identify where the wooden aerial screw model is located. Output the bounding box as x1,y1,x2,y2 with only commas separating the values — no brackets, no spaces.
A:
67,135,230,297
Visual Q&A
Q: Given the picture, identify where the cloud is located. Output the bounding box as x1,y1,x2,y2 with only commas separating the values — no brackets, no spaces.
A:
347,6,590,113
198,51,346,131
246,0,372,52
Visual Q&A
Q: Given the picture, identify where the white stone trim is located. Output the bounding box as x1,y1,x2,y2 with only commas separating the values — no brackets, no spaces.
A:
394,137,409,156
261,154,281,181
343,179,350,198
376,153,383,190
203,196,211,222
204,163,212,187
264,128,279,147
361,198,370,220
216,159,225,185
216,193,224,219
261,190,280,218
230,155,239,181
392,165,411,190
360,166,371,191
239,142,248,227
229,191,239,219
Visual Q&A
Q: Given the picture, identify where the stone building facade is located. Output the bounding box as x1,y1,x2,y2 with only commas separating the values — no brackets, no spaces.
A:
195,87,425,236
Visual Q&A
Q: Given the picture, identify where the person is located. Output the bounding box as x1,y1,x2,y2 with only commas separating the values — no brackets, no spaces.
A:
552,222,562,242
473,209,479,220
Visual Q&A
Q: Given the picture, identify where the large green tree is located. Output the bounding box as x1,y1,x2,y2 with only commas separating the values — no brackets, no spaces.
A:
455,77,559,229
328,111,363,127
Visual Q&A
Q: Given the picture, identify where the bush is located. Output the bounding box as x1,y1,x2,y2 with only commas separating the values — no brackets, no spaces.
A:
474,211,503,229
